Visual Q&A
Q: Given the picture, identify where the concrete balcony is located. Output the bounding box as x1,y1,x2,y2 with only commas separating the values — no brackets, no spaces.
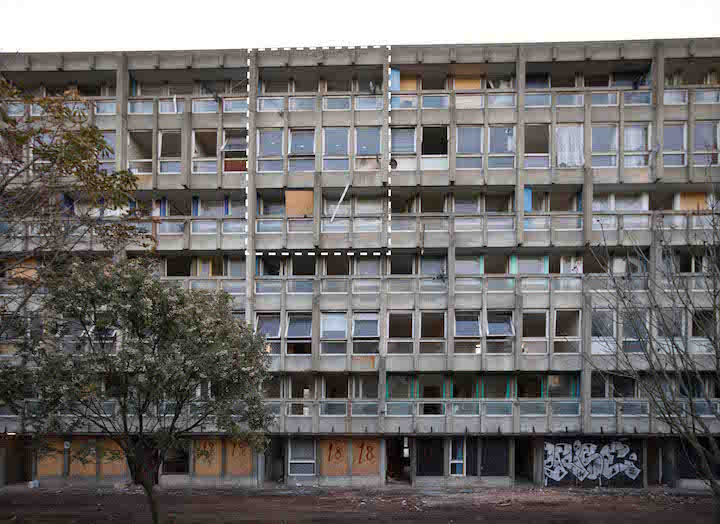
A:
154,218,247,251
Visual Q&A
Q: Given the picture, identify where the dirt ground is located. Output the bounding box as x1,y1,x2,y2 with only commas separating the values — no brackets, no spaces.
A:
0,484,713,524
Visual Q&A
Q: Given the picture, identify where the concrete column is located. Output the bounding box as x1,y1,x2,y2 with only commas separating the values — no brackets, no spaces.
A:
381,48,390,185
379,438,387,485
654,43,665,181
246,52,258,326
152,98,159,188
515,48,527,246
443,437,450,480
508,437,516,486
687,88,696,183
115,53,128,173
581,291,593,432
447,209,456,369
217,99,224,188
618,91,625,182
182,96,192,188
409,437,417,486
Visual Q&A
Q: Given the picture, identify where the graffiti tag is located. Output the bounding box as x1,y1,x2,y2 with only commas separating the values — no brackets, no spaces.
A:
543,440,641,485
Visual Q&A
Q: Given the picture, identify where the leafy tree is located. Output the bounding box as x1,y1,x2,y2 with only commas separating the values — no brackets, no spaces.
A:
0,257,271,524
0,77,146,340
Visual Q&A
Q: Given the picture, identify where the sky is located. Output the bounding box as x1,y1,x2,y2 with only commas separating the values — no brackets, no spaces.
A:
0,0,719,53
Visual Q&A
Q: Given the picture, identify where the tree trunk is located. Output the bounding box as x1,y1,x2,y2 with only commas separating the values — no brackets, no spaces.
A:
141,479,160,524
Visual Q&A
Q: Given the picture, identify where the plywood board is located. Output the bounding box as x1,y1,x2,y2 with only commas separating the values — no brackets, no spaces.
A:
679,192,708,211
225,439,252,476
285,190,314,217
37,438,63,477
318,439,349,476
455,77,482,90
99,439,127,478
194,438,221,476
70,438,96,478
351,439,380,475
400,75,417,91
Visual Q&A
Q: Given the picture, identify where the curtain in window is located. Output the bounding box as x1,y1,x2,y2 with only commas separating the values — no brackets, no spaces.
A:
556,125,584,167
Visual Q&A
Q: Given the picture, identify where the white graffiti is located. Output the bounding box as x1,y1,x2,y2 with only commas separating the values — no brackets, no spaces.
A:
543,440,641,485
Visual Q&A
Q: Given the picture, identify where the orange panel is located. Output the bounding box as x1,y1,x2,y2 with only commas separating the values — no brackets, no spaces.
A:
99,440,127,478
225,440,252,476
70,438,96,478
679,192,708,211
194,439,221,476
37,439,64,477
399,75,417,92
318,439,348,477
351,439,380,475
285,191,314,217
455,77,483,90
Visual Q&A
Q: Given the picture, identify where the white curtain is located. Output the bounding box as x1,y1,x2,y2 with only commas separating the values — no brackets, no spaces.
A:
556,125,584,167
624,126,646,152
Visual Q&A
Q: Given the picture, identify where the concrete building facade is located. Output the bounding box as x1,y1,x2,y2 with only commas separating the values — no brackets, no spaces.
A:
1,38,720,489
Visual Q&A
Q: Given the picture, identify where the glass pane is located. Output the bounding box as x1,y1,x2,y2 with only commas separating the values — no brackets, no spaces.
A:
391,128,415,153
259,129,283,157
457,127,483,154
324,128,349,156
356,128,381,156
489,127,515,154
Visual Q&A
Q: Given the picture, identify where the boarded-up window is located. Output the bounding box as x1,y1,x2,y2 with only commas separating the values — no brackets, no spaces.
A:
285,190,314,217
455,77,482,90
679,192,708,211
400,74,416,91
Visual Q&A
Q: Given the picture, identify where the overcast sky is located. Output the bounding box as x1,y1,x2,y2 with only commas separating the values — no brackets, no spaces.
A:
1,0,719,53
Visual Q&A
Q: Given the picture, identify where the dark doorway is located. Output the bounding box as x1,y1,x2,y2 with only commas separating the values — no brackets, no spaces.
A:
264,437,285,484
515,437,534,484
416,438,444,476
386,437,411,483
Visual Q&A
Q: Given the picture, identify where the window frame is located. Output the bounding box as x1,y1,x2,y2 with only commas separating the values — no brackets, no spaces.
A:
487,125,516,169
591,124,619,168
257,128,284,173
623,123,652,168
663,122,687,167
322,127,350,171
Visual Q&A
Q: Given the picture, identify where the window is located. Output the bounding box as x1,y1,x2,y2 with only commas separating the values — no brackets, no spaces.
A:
391,128,416,154
622,310,648,353
257,313,281,338
450,437,466,476
258,129,283,172
355,257,381,276
222,129,248,173
289,439,315,476
354,375,379,399
548,375,577,398
420,312,445,353
517,256,545,274
454,193,481,213
663,123,686,167
192,130,217,174
455,256,481,274
321,313,347,339
624,124,650,167
456,126,483,169
613,377,636,398
483,375,510,398
455,311,481,337
356,127,381,156
421,127,448,155
323,127,349,170
287,312,312,338
289,129,315,156
226,257,246,277
127,131,152,174
556,125,584,167
488,126,515,168
522,311,548,354
517,375,543,398
524,125,550,168
692,310,715,338
388,312,413,354
487,311,513,337
591,310,614,338
420,255,445,275
693,121,718,166
657,308,683,339
592,125,618,167
353,313,379,338
388,375,412,398
326,256,349,275
355,196,383,215
292,256,315,276
390,254,414,275
591,372,608,398
157,130,181,175
554,310,581,353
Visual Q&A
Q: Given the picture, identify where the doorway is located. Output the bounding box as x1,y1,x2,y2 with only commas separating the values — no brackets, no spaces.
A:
386,437,411,483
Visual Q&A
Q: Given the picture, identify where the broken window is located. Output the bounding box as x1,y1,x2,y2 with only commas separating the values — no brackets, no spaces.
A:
452,375,476,398
483,375,509,398
388,312,413,354
388,375,412,398
291,256,315,276
421,127,448,156
390,254,414,275
166,256,192,277
522,311,547,354
326,256,349,276
526,73,550,89
323,376,348,399
263,376,282,398
591,310,614,338
192,130,217,174
422,72,446,90
613,376,636,398
554,310,581,353
488,126,515,168
624,123,650,167
223,129,247,173
420,255,445,275
548,375,577,397
485,193,513,212
418,374,444,398
524,124,549,168
420,312,445,353
591,372,608,398
128,131,152,174
258,256,283,276
259,192,284,215
517,375,544,398
420,193,445,213
556,124,584,168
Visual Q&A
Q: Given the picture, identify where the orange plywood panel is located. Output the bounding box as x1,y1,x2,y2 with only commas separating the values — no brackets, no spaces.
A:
70,438,96,478
100,439,127,478
351,439,380,475
226,440,252,476
285,190,314,217
194,439,222,476
318,439,348,477
37,439,64,477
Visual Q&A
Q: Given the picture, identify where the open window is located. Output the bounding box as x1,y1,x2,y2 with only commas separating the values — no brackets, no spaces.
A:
286,313,312,355
524,125,550,168
522,311,548,354
158,130,181,175
388,312,413,354
421,127,448,156
420,312,445,354
257,313,281,354
321,312,347,354
223,129,248,173
128,131,152,174
486,311,514,354
390,254,414,275
192,130,217,174
517,375,544,398
353,312,379,354
455,312,481,354
166,256,191,277
554,310,581,353
326,255,349,276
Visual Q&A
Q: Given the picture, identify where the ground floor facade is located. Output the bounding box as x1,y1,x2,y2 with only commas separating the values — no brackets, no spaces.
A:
0,434,712,490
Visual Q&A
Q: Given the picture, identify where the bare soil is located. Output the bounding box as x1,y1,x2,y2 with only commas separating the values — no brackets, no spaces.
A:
0,485,712,523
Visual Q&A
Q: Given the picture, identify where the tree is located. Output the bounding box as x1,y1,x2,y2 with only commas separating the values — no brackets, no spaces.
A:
0,256,272,524
0,76,147,340
587,192,720,503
